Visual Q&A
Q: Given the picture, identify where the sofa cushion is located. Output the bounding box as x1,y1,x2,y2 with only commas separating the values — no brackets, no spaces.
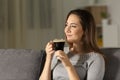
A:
101,48,120,80
0,49,42,80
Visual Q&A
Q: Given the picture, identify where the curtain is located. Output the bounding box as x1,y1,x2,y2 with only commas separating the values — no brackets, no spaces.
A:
0,0,51,49
39,0,52,28
0,0,64,50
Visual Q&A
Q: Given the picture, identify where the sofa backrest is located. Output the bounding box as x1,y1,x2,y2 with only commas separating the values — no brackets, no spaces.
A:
0,49,44,80
101,48,120,80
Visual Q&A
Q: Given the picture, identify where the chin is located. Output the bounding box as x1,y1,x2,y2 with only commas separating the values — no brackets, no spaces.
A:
66,39,74,43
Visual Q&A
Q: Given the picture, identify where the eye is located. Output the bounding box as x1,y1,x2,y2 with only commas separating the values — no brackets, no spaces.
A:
70,24,77,28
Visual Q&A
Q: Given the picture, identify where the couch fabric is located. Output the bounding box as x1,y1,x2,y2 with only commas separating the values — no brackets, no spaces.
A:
0,48,120,80
0,49,44,80
101,48,120,80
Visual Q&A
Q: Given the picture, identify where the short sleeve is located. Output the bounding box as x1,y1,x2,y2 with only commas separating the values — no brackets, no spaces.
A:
87,54,105,80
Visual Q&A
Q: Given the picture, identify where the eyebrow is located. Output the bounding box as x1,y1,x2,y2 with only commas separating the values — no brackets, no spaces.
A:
66,23,80,27
70,23,78,25
66,22,78,25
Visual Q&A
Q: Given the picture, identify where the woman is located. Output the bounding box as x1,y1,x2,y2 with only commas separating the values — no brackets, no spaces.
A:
39,9,105,80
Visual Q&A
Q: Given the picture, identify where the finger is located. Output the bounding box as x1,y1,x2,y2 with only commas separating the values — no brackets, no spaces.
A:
57,56,61,61
56,53,63,58
49,41,54,45
55,53,65,60
46,41,53,46
48,41,54,48
46,42,53,49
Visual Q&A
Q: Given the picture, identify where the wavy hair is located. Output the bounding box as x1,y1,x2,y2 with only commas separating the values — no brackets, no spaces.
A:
65,9,103,54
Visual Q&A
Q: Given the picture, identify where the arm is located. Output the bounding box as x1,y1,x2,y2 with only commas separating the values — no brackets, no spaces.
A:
55,50,80,80
39,41,55,80
65,63,80,80
87,54,105,80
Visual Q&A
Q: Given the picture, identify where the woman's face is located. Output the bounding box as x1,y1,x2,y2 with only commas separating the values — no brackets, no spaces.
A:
64,14,84,43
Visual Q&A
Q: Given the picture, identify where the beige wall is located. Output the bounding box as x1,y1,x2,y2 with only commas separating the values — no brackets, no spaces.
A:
0,0,120,50
0,0,65,50
106,0,120,46
0,0,86,50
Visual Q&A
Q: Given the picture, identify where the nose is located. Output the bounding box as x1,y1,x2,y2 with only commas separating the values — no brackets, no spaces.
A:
65,26,71,33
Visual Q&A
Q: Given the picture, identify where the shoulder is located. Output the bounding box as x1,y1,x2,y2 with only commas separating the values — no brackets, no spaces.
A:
86,52,105,79
86,52,105,68
88,52,104,61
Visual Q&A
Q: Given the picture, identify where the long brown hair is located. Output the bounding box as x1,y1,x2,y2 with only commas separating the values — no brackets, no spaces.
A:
65,9,103,55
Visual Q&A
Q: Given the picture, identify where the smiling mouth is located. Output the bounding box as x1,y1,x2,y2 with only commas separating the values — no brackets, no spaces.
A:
66,35,72,37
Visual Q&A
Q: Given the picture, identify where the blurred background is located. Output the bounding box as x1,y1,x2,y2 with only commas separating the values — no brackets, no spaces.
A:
0,0,120,50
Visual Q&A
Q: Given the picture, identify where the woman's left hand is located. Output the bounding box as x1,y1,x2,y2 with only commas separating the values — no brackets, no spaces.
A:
55,50,72,68
55,50,80,80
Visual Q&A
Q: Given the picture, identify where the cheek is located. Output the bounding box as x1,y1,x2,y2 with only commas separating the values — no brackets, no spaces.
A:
74,30,84,40
64,27,68,35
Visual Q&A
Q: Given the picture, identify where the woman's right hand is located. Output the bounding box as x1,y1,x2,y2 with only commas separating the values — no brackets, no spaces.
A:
39,41,55,80
45,41,55,57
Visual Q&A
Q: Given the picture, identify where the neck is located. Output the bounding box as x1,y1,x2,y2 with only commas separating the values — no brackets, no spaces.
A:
69,42,84,54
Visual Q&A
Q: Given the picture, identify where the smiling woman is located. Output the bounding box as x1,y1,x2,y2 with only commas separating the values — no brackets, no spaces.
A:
39,9,105,80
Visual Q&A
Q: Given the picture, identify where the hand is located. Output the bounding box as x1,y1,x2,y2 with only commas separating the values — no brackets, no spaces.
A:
45,41,55,57
55,50,72,67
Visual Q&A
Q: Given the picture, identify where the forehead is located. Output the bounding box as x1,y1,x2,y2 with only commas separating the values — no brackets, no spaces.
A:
67,14,81,24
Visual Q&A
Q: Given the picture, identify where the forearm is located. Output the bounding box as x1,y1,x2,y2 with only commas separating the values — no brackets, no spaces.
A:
55,50,80,80
66,65,80,80
39,55,52,80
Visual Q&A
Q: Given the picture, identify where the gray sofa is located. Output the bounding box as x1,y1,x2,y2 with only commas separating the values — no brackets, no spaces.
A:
0,48,120,80
0,49,45,80
101,48,120,80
